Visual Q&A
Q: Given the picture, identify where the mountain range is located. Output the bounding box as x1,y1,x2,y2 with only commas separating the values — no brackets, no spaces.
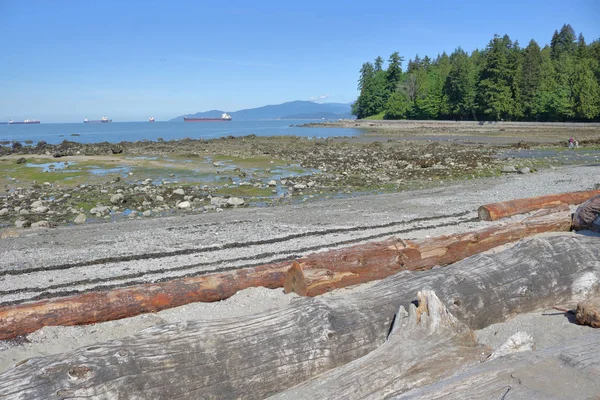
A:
170,100,353,121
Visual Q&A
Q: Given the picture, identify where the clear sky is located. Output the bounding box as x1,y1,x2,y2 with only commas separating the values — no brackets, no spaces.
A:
1,0,599,122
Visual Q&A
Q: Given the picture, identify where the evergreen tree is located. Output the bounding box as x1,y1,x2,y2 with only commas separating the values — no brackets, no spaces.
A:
374,56,384,72
385,91,412,119
386,52,404,92
521,40,542,118
551,24,576,59
444,48,476,119
573,59,600,120
477,35,514,120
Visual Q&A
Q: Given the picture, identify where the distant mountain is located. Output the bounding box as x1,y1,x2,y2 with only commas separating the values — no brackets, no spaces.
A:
170,101,352,121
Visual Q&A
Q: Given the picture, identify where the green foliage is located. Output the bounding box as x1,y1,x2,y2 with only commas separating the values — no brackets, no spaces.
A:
352,24,600,122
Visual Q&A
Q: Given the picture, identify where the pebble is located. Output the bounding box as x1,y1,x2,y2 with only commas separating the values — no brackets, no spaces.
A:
30,200,43,208
173,188,185,196
0,208,8,216
518,167,531,174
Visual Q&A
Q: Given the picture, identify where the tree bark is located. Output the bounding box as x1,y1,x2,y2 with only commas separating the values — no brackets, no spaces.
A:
1,235,598,400
477,189,600,221
285,211,572,297
0,264,288,340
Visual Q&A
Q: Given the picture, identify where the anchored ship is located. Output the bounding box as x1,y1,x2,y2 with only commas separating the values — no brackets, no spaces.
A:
184,113,232,122
84,117,112,123
149,117,155,122
7,119,41,125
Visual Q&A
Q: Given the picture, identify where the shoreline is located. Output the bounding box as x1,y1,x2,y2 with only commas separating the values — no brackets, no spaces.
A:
1,132,599,229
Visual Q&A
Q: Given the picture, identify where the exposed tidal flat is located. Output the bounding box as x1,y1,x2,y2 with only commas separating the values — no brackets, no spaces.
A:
1,126,599,229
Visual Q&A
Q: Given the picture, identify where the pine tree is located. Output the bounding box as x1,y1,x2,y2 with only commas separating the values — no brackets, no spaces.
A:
521,40,542,119
444,48,476,119
386,52,404,92
573,59,600,120
477,35,514,120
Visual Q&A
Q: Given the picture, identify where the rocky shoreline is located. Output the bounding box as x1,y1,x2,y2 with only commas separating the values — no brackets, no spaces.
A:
1,132,599,230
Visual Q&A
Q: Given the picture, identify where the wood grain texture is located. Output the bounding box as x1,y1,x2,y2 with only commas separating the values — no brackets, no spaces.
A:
397,331,600,399
270,291,489,400
477,189,600,221
285,211,572,297
0,235,598,400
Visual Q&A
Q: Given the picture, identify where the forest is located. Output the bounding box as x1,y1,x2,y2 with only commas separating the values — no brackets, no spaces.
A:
352,24,600,122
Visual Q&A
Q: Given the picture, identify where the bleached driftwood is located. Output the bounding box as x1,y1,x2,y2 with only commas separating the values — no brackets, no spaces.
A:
269,291,489,399
0,235,598,399
396,332,600,399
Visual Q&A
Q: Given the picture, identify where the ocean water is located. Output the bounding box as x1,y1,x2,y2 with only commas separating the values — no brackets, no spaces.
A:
0,120,363,145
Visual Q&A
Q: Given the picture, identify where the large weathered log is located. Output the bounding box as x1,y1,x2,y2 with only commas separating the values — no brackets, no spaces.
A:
477,189,600,221
1,235,598,400
396,332,600,399
0,264,288,340
285,211,572,297
270,291,489,399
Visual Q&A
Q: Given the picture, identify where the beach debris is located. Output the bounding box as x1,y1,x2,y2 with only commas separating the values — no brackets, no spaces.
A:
478,189,600,221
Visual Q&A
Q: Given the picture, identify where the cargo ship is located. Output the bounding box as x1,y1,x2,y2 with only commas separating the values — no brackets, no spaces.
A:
84,117,112,123
7,119,41,125
149,117,155,122
183,113,232,122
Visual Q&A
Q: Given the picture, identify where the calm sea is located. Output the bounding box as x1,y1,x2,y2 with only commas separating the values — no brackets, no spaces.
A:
0,120,363,145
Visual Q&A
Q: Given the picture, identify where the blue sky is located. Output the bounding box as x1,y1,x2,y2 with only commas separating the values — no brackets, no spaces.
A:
1,0,599,122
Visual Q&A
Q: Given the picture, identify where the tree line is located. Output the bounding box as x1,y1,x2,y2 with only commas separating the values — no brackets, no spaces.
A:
352,24,600,122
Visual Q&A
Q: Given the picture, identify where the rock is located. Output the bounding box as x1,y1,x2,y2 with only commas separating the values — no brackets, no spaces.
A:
143,210,152,217
177,201,191,209
110,193,125,204
488,332,535,360
0,208,8,216
90,206,110,215
501,165,517,173
227,197,245,207
518,167,531,174
0,229,20,239
307,181,316,188
74,213,87,224
16,157,27,164
15,219,31,229
576,298,600,328
30,200,43,208
216,207,224,213
268,180,277,186
19,209,30,215
155,195,164,202
173,188,185,196
378,176,391,182
34,206,49,214
293,184,306,190
31,221,50,229
210,197,228,208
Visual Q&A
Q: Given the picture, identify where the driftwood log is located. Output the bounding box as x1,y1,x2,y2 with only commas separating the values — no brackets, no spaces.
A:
477,189,600,221
396,332,600,399
284,211,572,297
576,298,600,328
0,264,288,340
270,291,489,399
0,235,598,400
572,194,600,232
0,209,571,340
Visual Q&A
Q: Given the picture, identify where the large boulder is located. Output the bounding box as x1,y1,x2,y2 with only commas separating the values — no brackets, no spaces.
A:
572,194,600,233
